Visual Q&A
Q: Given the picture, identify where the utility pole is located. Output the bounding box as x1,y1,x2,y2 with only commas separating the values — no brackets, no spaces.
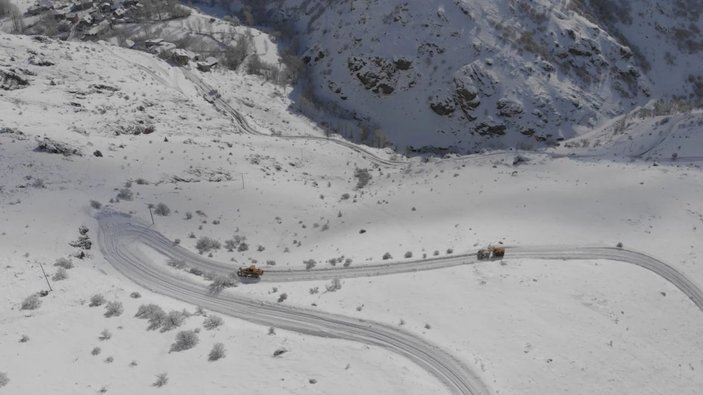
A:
148,205,155,225
39,262,52,292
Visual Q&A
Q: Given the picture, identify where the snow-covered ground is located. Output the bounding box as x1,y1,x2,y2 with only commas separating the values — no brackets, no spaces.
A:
1,32,703,394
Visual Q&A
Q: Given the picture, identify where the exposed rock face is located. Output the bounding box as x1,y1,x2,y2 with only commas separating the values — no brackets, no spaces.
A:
114,124,155,136
35,137,82,156
476,122,507,136
430,95,456,116
496,99,523,118
0,68,29,90
347,56,415,96
264,0,699,152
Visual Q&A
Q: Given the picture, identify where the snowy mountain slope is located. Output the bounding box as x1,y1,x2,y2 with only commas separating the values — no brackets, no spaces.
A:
2,23,703,395
570,0,703,99
554,103,703,160
250,0,654,152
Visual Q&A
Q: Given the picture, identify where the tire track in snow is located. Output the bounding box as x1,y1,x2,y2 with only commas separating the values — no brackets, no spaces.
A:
100,210,703,313
97,210,490,395
97,210,703,394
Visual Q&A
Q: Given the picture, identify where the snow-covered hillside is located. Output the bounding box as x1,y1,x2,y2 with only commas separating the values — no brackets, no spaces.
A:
227,0,700,154
571,0,703,99
2,30,703,395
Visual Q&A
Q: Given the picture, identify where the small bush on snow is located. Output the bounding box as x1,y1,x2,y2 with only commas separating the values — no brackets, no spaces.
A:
382,252,392,260
154,203,170,216
91,346,101,356
153,373,168,387
54,257,74,269
116,188,133,201
90,200,102,209
160,310,187,332
208,343,226,361
195,237,220,254
21,294,41,310
135,303,167,330
135,303,163,319
203,315,224,330
167,258,186,269
326,278,342,292
52,267,68,281
404,251,413,258
89,294,106,307
99,329,112,341
209,274,237,294
104,301,124,317
304,259,316,270
170,330,199,352
0,372,8,388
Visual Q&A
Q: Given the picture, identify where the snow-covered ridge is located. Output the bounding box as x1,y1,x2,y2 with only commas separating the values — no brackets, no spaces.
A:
251,0,700,153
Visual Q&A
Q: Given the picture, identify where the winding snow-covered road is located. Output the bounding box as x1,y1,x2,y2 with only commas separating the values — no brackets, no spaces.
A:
96,210,703,394
97,210,490,395
99,210,703,312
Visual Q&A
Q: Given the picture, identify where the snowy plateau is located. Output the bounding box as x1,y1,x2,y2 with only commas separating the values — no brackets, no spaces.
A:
0,1,703,395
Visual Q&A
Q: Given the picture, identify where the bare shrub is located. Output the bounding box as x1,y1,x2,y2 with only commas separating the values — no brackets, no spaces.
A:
52,267,68,281
104,301,124,317
404,251,413,258
326,278,342,292
116,188,133,201
209,274,237,294
208,342,226,361
104,356,114,363
354,168,372,189
343,258,352,267
154,203,170,216
277,293,288,303
21,294,41,310
153,372,168,387
0,372,8,388
237,242,249,252
130,291,141,299
167,259,186,269
90,294,106,307
160,310,187,332
304,259,316,270
90,200,102,209
91,346,101,356
203,315,224,330
54,257,74,269
195,237,220,254
136,304,167,330
170,330,199,352
19,334,29,343
382,252,392,260
99,329,112,341
223,36,249,70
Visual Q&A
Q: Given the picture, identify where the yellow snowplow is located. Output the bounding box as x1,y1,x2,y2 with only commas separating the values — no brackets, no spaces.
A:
477,245,505,260
237,264,264,279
